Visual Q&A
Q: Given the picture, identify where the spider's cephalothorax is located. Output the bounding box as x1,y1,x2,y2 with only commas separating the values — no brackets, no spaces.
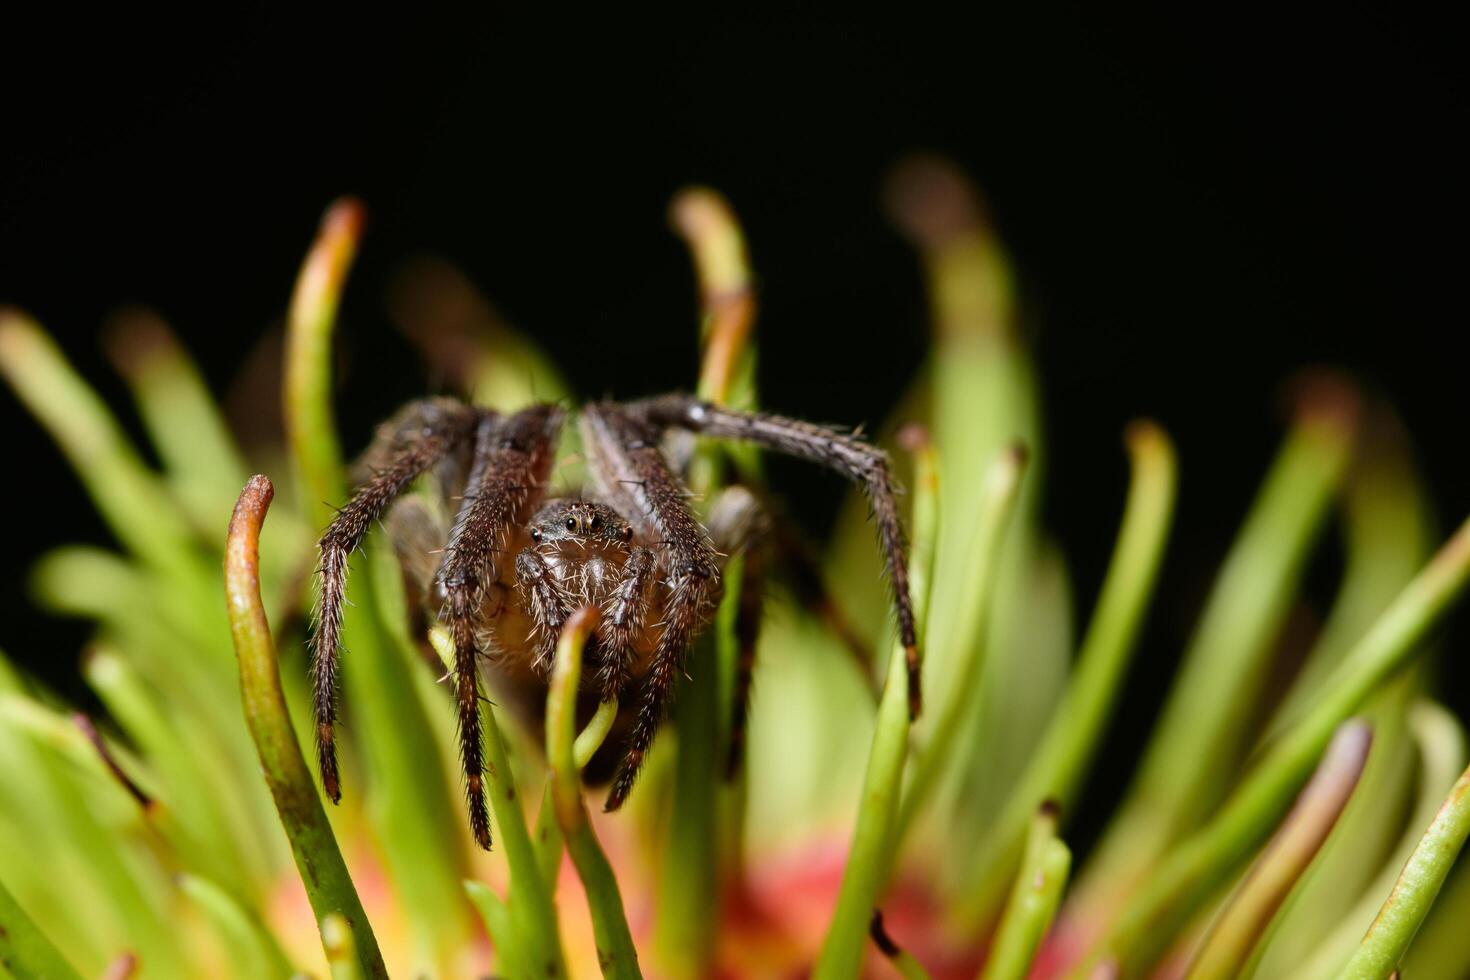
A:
310,393,918,849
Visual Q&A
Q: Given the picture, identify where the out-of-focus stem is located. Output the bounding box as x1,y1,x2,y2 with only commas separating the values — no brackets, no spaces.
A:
546,608,643,979
385,256,573,412
1074,512,1470,976
0,309,201,584
176,873,296,980
672,186,757,408
898,442,1028,829
102,308,251,535
870,911,935,980
465,882,528,980
1338,743,1470,976
981,803,1073,980
283,198,362,530
224,476,385,978
1184,721,1373,980
1293,702,1466,979
653,186,758,978
1074,383,1356,923
0,873,84,980
961,422,1175,923
813,430,949,979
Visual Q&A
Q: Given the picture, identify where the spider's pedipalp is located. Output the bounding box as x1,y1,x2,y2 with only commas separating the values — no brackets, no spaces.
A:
514,549,573,672
437,405,563,849
311,397,480,802
596,545,657,701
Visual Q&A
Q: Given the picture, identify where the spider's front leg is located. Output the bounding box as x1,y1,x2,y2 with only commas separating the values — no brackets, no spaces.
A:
581,403,721,811
437,405,563,849
311,397,480,802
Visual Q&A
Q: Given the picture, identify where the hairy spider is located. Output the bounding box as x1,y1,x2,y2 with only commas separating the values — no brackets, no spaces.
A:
310,393,918,849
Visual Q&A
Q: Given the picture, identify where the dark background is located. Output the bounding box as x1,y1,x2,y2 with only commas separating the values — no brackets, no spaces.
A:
3,8,1463,843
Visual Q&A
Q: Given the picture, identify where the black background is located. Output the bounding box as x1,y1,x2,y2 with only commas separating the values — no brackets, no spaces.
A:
2,7,1463,837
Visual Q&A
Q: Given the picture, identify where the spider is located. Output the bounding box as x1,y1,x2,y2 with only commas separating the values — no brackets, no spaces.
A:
310,392,919,850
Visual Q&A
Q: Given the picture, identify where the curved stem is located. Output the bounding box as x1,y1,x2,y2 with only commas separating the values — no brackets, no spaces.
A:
814,430,971,979
1183,721,1373,980
1339,744,1470,976
283,198,362,530
962,421,1175,923
224,476,385,978
981,803,1073,980
1075,512,1470,976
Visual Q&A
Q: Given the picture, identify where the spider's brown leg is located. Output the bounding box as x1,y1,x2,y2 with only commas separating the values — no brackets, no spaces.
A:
438,405,562,849
312,397,480,802
596,546,657,701
630,393,923,718
581,403,721,811
514,550,573,674
706,486,772,779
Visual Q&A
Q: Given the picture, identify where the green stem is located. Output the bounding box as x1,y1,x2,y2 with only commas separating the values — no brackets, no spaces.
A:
1292,701,1467,978
1184,721,1373,980
176,873,296,980
547,608,643,979
0,873,84,980
283,198,361,529
1076,512,1470,976
102,308,251,536
283,198,472,969
1338,745,1470,976
981,804,1073,980
898,442,1029,831
465,882,529,980
224,476,385,978
961,421,1175,922
534,699,619,886
0,309,204,589
428,627,568,977
1079,387,1355,911
648,186,759,978
812,430,954,979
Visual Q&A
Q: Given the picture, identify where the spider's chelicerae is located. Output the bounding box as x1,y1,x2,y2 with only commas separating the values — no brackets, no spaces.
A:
310,392,918,849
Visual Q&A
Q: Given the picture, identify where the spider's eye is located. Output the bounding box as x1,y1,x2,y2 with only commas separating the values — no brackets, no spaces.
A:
566,517,577,532
590,515,601,531
531,528,541,541
621,526,633,541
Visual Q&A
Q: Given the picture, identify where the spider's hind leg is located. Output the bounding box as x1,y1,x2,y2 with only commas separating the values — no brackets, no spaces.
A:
311,397,481,802
706,485,773,779
630,394,922,717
